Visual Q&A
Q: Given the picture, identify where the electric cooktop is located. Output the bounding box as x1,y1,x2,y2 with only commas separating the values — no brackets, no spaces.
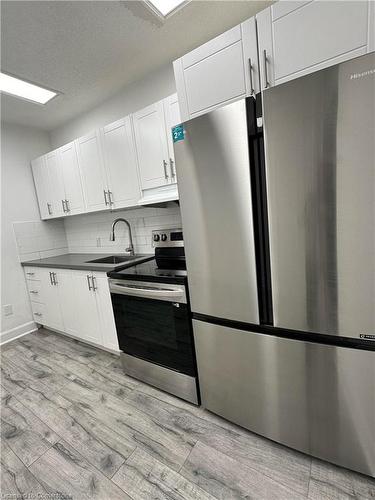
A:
108,258,187,285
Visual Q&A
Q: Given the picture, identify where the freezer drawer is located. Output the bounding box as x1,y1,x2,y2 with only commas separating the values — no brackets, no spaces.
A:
193,319,375,477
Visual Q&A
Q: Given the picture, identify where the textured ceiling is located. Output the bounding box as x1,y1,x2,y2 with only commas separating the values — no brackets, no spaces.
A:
1,0,271,131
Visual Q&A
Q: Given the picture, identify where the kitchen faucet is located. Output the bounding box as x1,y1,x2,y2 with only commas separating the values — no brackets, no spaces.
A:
110,218,135,255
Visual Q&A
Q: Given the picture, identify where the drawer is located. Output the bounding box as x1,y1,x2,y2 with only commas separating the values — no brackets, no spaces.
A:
26,280,43,303
31,302,45,323
24,266,42,281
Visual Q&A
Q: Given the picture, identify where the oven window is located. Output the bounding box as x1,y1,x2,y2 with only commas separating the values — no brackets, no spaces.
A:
111,294,196,376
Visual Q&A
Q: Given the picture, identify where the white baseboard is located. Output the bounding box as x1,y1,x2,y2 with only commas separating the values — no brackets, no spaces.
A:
43,327,121,355
0,321,38,346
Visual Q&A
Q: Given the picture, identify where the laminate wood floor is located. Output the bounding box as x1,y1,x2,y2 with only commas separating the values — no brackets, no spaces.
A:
1,328,374,499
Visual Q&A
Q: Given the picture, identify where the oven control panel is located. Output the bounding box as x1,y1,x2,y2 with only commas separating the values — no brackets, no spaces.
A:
152,228,184,247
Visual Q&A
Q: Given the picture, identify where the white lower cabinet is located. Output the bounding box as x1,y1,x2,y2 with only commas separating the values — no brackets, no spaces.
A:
93,273,119,351
40,268,65,332
26,267,119,352
69,271,103,345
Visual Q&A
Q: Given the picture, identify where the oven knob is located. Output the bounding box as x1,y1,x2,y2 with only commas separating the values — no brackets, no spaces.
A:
161,233,167,242
153,234,160,242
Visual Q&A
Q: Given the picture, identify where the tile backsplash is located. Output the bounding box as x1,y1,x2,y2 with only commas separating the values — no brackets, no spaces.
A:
12,204,182,261
64,203,181,254
13,220,68,262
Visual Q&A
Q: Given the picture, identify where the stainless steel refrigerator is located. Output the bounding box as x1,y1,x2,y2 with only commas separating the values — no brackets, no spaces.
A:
174,52,375,477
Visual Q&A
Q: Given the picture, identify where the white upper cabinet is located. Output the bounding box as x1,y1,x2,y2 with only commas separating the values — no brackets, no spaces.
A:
101,116,141,209
173,18,259,121
163,93,181,184
75,131,109,213
59,141,85,216
45,150,66,218
31,156,54,219
32,143,85,219
257,1,373,89
133,100,171,190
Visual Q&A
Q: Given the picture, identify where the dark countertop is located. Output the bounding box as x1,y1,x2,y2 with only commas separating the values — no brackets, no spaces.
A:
108,258,188,284
21,253,154,273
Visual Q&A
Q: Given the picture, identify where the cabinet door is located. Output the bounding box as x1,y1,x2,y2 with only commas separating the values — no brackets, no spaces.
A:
59,142,85,215
256,7,274,90
57,270,80,337
101,117,140,209
174,21,259,121
92,273,119,351
45,150,65,217
75,131,109,212
31,156,53,220
41,269,64,331
163,93,181,184
70,271,103,345
257,1,370,89
133,101,170,190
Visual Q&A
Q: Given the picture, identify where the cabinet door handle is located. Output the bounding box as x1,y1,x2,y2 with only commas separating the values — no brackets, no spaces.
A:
52,272,58,285
169,158,176,180
263,49,270,89
87,275,92,290
248,58,255,97
62,200,66,213
108,191,114,206
92,276,97,291
47,203,53,215
49,272,54,285
103,190,109,206
65,199,70,212
163,160,169,180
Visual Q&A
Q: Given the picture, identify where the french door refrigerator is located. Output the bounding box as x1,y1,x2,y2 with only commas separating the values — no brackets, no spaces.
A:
174,52,375,477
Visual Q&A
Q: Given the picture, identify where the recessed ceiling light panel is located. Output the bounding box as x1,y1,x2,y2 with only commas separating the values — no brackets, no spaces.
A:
145,0,189,19
0,72,58,104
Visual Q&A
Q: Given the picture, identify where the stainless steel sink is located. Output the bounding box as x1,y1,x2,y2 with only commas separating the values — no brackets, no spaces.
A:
85,254,151,266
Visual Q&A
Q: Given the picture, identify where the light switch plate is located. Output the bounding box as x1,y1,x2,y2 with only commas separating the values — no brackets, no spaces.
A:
3,304,13,316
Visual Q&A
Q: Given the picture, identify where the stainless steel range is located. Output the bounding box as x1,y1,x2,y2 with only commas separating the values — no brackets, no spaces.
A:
108,229,199,404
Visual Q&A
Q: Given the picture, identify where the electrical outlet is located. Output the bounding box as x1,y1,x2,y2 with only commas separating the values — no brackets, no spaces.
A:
3,304,13,316
96,237,101,247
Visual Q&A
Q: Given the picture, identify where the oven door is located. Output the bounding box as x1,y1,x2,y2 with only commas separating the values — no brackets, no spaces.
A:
109,279,196,376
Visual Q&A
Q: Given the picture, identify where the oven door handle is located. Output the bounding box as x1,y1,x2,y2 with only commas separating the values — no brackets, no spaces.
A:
110,282,185,301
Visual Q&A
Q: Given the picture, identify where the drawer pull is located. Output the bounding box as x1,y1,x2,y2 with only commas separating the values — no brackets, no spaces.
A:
26,272,35,276
34,312,42,317
30,290,38,294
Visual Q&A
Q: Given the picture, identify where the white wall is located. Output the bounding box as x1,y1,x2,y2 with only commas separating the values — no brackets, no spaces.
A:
1,122,51,342
50,62,176,148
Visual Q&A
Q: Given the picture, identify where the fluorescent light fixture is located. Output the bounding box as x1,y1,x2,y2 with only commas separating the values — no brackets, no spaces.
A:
0,72,58,104
145,0,189,18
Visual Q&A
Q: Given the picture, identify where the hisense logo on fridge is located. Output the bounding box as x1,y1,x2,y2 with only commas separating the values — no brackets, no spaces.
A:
350,68,375,80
